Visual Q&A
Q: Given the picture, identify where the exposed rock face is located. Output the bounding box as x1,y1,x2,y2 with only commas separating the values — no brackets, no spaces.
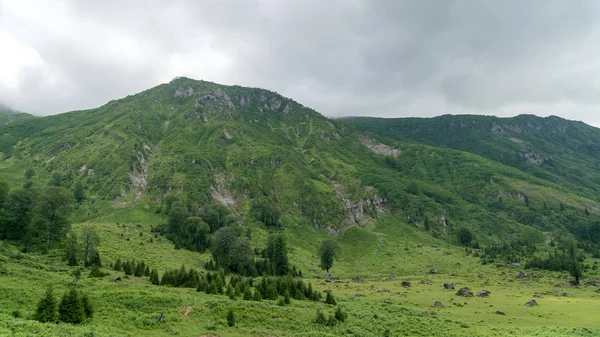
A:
210,173,238,207
361,137,400,157
519,150,544,165
333,183,385,225
129,151,149,200
194,89,235,115
174,87,195,98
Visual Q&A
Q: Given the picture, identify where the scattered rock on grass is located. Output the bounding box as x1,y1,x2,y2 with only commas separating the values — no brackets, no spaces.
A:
429,269,438,274
402,281,411,287
477,290,491,297
516,271,528,278
456,287,473,297
386,275,397,281
444,283,456,290
432,301,444,308
524,300,538,307
495,311,507,315
352,276,364,283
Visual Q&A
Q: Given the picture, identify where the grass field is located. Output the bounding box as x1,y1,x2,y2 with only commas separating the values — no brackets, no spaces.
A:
1,206,600,337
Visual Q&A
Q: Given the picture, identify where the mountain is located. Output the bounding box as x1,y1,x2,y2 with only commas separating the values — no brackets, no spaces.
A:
2,79,600,336
4,79,600,243
0,103,34,125
341,114,600,202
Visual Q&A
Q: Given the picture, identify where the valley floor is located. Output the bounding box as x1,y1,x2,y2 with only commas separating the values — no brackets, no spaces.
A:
1,211,600,336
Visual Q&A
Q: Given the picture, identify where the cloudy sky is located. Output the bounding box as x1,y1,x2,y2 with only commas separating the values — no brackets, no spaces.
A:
1,0,600,126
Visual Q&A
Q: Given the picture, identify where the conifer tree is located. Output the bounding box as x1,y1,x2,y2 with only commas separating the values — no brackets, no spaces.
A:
58,288,85,324
243,288,252,300
34,286,57,323
325,291,336,305
334,306,347,322
113,258,122,271
315,310,327,325
252,289,262,301
81,293,93,319
65,233,79,266
134,261,145,277
226,308,235,327
150,268,160,285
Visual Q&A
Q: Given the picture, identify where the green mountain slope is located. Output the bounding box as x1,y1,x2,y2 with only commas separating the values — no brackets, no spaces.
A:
4,79,600,244
341,114,600,201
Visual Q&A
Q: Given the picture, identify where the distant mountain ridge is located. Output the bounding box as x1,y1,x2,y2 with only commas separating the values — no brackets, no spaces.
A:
341,114,600,202
0,103,34,125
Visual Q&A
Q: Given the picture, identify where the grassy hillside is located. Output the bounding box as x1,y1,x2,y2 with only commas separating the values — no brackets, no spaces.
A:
341,115,600,202
2,80,600,336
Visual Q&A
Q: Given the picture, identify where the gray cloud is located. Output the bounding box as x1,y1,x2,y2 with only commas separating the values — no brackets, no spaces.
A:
1,0,600,126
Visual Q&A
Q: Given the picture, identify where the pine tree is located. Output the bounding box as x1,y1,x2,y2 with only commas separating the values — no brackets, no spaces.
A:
325,291,336,305
81,294,93,319
334,306,347,322
124,260,133,275
150,268,160,285
315,310,327,325
243,288,252,300
58,288,85,324
134,261,145,277
65,234,79,267
73,180,84,203
284,292,291,304
113,258,122,271
252,289,262,301
34,286,57,323
226,308,236,327
88,251,102,267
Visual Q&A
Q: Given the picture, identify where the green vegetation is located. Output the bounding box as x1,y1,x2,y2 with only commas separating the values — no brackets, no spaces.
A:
2,79,600,335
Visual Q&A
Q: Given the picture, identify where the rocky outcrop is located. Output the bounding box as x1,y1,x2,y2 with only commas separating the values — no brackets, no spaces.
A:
519,150,544,165
210,173,238,207
174,87,195,98
194,89,235,116
361,137,400,157
333,183,385,225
